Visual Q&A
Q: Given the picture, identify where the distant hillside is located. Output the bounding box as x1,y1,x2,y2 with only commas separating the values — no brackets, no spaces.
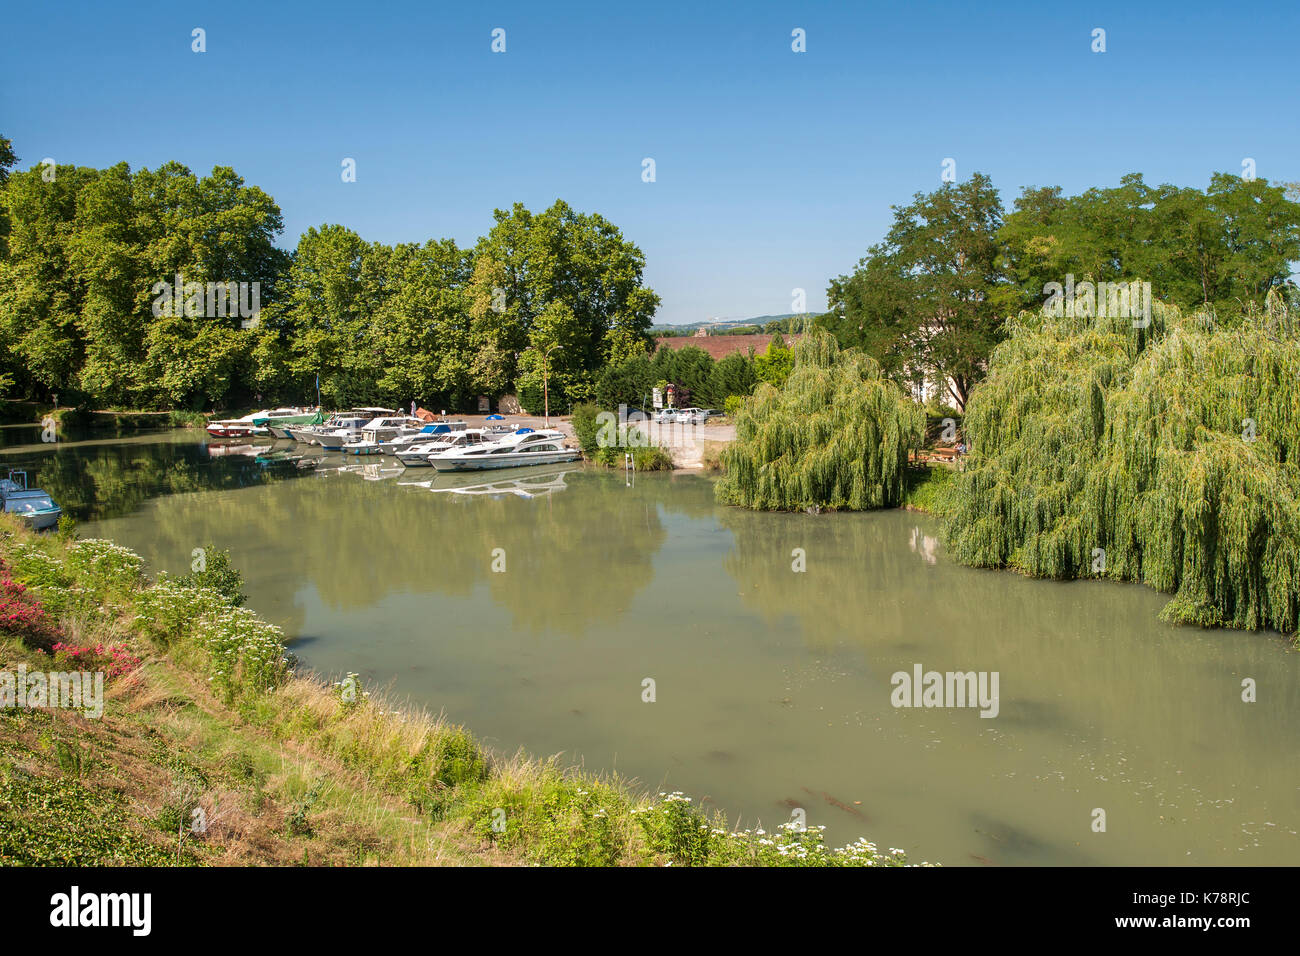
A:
651,313,812,336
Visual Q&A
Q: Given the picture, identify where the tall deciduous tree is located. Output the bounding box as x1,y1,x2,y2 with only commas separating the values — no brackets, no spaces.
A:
998,172,1300,316
822,173,1007,411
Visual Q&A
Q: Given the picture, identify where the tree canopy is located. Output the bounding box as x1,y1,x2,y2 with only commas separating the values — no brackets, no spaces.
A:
0,143,660,412
716,331,923,511
945,297,1299,635
820,172,1300,413
821,173,1007,411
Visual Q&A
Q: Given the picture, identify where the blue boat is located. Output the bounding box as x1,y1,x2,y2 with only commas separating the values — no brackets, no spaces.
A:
1,470,62,531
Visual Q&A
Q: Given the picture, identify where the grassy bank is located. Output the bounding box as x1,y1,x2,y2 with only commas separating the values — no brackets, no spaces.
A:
0,516,924,867
902,465,957,516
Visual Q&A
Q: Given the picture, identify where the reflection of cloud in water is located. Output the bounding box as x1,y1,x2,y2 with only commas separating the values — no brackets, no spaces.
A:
909,526,938,565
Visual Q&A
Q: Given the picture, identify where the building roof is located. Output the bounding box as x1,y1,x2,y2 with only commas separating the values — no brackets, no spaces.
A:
653,333,806,361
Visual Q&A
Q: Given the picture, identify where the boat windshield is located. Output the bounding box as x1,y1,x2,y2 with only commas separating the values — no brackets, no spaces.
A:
5,495,56,514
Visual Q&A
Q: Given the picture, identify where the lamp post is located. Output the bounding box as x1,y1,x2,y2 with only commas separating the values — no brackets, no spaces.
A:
540,343,562,428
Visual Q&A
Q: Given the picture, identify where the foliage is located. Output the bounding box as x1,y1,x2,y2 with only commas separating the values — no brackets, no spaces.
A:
998,173,1300,318
176,545,246,606
592,445,674,471
0,559,64,651
945,299,1300,635
708,352,758,406
0,147,660,412
570,402,602,455
717,332,924,511
822,174,1008,411
0,159,286,408
50,641,142,678
0,765,180,865
903,465,957,515
752,333,794,389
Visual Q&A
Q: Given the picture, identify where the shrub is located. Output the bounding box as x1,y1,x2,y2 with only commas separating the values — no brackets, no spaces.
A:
0,560,65,652
571,403,601,455
176,545,246,606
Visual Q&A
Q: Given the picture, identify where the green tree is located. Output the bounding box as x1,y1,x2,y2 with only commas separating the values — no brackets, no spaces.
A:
823,173,1007,411
471,200,660,400
998,173,1300,317
753,334,794,389
704,352,758,407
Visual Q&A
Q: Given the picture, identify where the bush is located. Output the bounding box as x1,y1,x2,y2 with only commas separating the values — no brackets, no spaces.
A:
592,445,673,471
0,562,64,652
903,465,957,515
176,546,246,606
571,403,601,455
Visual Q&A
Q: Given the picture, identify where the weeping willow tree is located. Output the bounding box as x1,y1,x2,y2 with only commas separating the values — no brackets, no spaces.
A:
716,331,923,511
947,297,1300,635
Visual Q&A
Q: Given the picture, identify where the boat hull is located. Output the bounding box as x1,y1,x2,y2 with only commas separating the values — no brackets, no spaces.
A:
206,426,257,439
20,508,62,531
431,449,581,472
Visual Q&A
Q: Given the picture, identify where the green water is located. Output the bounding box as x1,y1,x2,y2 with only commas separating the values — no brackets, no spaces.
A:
9,430,1299,865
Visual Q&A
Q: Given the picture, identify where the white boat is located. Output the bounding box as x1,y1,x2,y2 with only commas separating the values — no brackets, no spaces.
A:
206,406,313,439
342,416,427,456
312,416,374,450
1,471,62,531
384,421,467,454
430,429,580,472
396,429,490,467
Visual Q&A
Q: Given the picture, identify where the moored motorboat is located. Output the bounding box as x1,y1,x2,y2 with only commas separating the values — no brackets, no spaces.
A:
0,470,62,531
343,416,427,455
384,421,467,455
429,429,580,472
207,406,313,439
396,428,490,467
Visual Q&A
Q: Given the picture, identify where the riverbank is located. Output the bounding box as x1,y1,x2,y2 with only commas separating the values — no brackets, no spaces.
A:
0,515,923,867
0,404,207,431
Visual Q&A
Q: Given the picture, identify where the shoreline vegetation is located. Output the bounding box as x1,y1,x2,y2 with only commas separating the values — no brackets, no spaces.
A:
0,515,926,867
717,305,1299,642
0,404,208,431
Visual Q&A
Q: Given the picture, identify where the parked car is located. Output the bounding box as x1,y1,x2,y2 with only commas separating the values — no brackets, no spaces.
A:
678,408,720,424
655,408,678,424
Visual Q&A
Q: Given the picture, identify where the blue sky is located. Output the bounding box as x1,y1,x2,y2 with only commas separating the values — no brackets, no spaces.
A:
3,0,1297,324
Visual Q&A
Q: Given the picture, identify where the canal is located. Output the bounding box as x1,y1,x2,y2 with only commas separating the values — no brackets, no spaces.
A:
6,426,1298,865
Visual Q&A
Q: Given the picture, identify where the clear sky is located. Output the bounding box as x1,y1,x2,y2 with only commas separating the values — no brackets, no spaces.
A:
2,0,1296,324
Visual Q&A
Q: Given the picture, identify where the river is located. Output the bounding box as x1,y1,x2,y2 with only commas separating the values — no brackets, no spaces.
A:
5,426,1298,866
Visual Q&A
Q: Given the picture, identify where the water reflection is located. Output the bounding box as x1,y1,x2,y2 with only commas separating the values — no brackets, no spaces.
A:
401,464,582,499
22,431,1300,866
